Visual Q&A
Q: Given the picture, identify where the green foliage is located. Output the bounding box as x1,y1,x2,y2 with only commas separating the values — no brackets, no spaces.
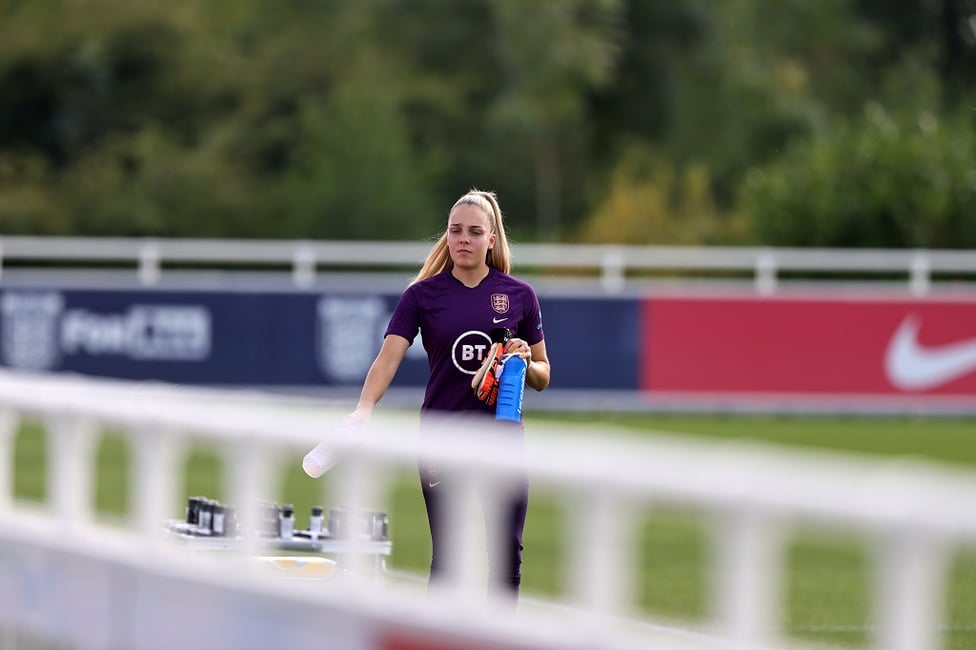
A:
577,146,735,244
0,0,974,245
0,0,440,238
740,105,976,248
274,75,439,240
489,0,625,238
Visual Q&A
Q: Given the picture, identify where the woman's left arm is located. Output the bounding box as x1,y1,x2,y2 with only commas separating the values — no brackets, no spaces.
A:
507,338,550,392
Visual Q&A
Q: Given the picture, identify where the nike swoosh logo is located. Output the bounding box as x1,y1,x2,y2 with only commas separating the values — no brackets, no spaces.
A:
492,317,508,323
428,481,442,488
885,315,976,390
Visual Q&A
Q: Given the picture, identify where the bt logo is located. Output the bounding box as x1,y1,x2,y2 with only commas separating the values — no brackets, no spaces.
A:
451,330,493,375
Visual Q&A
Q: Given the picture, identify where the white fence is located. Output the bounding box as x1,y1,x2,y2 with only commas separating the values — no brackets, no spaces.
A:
2,235,975,293
1,370,975,649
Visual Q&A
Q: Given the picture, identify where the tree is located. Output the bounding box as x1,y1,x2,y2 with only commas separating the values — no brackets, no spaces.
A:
488,0,624,238
739,105,976,248
577,145,729,245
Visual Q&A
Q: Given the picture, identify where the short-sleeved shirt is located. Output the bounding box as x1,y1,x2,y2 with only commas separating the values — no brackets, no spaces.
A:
385,267,545,417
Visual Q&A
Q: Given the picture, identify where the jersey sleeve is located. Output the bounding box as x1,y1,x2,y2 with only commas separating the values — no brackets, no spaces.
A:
385,284,421,345
519,285,545,346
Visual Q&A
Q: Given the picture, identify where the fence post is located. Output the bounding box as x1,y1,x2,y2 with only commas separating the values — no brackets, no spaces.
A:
293,244,317,288
909,252,931,296
226,437,276,557
0,409,17,511
712,508,783,644
567,490,637,617
755,249,777,295
131,426,182,540
600,248,626,294
45,415,98,526
138,241,161,286
871,528,947,650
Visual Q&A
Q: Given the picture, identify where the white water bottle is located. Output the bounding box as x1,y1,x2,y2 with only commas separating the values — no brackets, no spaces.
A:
279,503,295,539
302,421,358,478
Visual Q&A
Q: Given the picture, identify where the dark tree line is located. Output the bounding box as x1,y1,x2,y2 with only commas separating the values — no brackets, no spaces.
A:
0,0,974,247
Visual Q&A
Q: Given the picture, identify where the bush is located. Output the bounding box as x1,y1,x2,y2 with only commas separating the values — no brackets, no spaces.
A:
739,104,976,248
577,146,736,245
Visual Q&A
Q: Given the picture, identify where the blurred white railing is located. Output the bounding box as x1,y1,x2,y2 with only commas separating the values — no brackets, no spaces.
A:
0,370,975,649
1,235,974,293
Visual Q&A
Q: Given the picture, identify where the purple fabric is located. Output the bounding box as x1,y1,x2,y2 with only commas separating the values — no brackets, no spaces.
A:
385,268,544,416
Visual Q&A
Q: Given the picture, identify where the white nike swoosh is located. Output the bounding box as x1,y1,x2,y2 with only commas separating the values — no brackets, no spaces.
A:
885,315,976,390
492,317,508,323
428,481,442,488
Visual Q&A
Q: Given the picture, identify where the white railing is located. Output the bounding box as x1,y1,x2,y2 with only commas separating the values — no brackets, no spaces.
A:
1,235,975,293
0,370,975,649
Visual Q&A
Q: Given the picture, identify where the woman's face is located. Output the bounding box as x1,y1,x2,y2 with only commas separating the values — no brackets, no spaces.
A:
447,204,496,271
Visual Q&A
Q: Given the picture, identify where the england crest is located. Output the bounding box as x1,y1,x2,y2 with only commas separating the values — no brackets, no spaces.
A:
0,291,64,371
316,296,387,382
491,293,509,314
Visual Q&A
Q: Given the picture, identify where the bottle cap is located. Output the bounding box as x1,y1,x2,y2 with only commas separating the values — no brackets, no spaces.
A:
186,497,202,524
490,327,510,343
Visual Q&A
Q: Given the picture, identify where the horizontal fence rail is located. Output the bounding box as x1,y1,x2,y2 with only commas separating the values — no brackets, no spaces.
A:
2,236,975,293
0,371,974,649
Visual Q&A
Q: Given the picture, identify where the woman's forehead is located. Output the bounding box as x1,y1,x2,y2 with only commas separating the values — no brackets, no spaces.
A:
448,203,490,226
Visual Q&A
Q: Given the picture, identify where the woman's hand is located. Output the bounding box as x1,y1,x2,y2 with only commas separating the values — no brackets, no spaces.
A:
343,405,373,429
505,337,532,361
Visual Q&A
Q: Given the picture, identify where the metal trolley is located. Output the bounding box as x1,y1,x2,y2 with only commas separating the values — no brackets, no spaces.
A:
165,497,392,582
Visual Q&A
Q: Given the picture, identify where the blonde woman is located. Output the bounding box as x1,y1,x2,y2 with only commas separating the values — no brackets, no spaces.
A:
346,189,550,596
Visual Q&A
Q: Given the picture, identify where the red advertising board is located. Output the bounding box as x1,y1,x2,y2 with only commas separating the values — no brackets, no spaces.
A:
380,629,547,650
642,294,976,403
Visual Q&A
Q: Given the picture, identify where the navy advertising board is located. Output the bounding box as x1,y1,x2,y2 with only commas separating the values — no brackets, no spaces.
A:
0,289,376,385
0,289,639,391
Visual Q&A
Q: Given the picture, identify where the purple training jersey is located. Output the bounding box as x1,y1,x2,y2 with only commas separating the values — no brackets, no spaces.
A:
385,268,545,416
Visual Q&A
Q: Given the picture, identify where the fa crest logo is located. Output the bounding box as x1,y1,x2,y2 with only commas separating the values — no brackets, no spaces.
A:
491,293,509,314
0,291,64,371
316,296,386,382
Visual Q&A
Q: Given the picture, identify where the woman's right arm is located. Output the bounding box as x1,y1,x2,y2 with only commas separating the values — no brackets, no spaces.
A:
346,334,411,424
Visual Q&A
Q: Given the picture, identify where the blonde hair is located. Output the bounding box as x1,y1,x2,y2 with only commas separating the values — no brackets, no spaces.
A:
412,189,512,284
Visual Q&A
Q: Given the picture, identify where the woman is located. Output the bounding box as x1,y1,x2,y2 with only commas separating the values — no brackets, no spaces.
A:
345,188,551,596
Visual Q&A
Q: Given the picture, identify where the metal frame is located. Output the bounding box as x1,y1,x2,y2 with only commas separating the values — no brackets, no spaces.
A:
2,236,975,293
1,370,975,649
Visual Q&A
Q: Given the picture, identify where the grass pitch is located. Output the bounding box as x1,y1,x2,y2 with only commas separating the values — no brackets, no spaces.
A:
11,412,976,649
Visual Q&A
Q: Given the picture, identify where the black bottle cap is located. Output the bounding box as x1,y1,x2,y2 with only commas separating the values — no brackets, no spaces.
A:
186,497,202,524
490,327,510,343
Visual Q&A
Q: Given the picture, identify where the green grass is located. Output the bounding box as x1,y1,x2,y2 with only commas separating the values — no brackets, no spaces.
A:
537,412,976,468
10,413,976,649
